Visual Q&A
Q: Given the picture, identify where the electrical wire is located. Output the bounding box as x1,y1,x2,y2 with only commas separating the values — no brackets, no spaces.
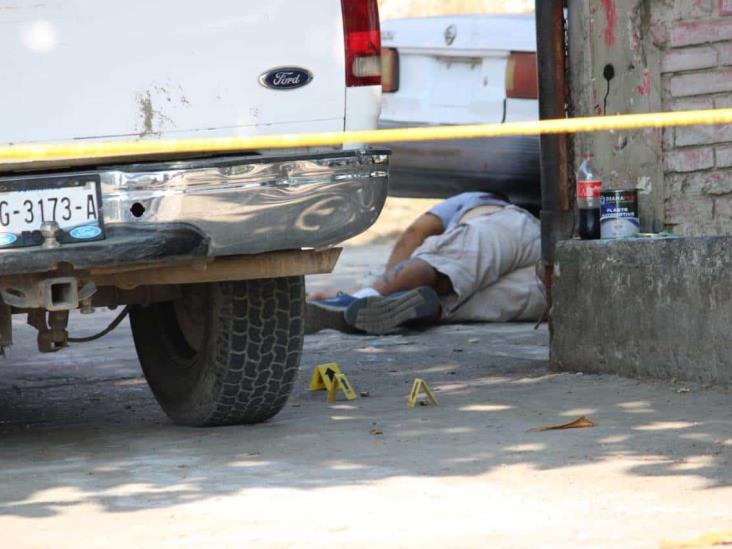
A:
68,306,131,343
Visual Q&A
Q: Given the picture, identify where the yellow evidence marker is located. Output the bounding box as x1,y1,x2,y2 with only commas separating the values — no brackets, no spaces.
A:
309,363,357,402
327,373,357,402
407,378,438,408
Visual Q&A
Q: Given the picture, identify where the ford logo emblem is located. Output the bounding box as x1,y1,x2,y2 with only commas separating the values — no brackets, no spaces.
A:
259,67,314,90
445,24,457,46
0,233,17,247
70,224,102,240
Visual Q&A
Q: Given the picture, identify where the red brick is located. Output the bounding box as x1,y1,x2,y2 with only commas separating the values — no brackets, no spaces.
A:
718,42,732,65
666,169,732,194
709,195,732,234
713,196,732,228
663,128,675,150
676,124,732,146
666,96,715,111
670,20,732,47
649,22,669,46
665,195,714,232
706,170,732,193
714,94,732,107
665,175,682,198
664,147,714,172
662,47,717,72
675,0,713,19
669,68,732,96
720,0,732,16
715,145,732,169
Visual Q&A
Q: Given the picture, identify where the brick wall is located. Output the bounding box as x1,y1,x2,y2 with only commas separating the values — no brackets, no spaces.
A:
660,1,732,235
569,0,732,236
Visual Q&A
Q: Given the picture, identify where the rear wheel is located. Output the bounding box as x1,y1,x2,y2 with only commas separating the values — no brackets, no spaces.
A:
129,277,304,427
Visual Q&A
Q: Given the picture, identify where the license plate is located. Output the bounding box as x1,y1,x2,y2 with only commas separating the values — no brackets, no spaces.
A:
0,174,104,248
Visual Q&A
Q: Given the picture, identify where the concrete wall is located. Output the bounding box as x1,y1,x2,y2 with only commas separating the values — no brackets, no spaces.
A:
551,237,732,385
568,0,665,232
569,0,732,235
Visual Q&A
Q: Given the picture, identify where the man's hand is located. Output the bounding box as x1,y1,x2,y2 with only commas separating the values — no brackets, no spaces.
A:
385,213,444,270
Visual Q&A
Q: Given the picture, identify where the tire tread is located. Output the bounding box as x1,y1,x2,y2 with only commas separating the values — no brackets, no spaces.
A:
130,276,304,427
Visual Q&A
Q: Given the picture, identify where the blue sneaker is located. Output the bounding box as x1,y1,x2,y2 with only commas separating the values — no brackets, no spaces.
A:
305,293,359,334
344,287,441,335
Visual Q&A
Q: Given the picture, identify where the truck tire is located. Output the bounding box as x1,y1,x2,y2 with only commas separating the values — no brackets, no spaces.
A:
129,276,304,427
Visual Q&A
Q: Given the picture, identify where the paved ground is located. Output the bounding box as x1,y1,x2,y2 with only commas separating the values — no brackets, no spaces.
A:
0,243,731,547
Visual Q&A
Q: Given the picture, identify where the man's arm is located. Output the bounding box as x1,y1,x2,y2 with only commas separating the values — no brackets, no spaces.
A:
385,213,445,270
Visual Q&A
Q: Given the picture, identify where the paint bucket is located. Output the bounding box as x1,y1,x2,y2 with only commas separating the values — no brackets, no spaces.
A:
600,190,640,239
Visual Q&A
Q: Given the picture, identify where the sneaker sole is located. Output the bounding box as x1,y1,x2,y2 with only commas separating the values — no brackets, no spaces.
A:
344,287,440,335
304,302,358,335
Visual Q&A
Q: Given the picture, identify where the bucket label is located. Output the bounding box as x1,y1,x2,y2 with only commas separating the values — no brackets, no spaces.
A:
577,180,602,199
600,191,638,220
600,190,640,239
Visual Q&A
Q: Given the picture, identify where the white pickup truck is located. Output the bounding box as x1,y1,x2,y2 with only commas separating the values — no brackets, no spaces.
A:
0,0,388,426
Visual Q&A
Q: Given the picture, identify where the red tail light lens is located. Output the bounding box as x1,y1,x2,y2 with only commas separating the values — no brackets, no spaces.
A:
381,47,399,93
505,52,538,99
341,0,382,87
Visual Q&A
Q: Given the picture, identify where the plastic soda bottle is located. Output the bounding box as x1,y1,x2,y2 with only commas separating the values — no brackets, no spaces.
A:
577,155,602,240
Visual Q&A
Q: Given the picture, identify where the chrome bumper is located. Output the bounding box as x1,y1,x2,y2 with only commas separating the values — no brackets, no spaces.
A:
0,149,388,276
101,149,389,256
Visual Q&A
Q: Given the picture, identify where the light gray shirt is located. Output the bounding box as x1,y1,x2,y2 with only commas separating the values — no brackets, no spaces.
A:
429,192,509,230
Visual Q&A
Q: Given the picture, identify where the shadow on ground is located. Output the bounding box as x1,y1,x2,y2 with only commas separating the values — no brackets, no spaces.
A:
0,313,730,520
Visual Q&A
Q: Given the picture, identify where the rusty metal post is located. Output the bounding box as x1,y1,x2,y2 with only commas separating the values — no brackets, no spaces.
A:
0,302,11,348
535,0,573,319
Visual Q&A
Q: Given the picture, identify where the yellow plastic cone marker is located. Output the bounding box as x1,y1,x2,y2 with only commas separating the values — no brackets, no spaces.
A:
407,378,438,408
309,363,342,392
327,373,357,402
310,363,357,402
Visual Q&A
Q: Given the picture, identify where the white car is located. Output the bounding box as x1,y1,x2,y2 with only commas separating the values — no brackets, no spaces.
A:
380,14,540,210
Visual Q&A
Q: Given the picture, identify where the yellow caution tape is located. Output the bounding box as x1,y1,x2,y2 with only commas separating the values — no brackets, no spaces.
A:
660,530,732,548
2,108,732,165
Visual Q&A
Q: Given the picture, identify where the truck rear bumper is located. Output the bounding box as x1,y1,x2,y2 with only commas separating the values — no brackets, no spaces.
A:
104,149,390,256
0,149,389,276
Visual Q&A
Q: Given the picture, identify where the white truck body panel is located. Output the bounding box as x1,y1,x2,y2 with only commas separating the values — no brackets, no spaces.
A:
0,0,389,260
0,0,351,145
380,14,537,125
381,14,536,51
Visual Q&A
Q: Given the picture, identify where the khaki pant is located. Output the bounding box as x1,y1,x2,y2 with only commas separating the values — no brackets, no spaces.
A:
411,206,545,322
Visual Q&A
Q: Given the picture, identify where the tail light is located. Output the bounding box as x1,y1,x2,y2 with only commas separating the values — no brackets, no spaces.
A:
505,52,538,99
381,47,399,93
341,0,382,87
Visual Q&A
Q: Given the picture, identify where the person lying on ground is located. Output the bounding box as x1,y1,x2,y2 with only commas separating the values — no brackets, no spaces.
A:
305,191,546,335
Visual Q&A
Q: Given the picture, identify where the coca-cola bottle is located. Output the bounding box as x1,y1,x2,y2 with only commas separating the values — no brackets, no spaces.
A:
576,155,602,240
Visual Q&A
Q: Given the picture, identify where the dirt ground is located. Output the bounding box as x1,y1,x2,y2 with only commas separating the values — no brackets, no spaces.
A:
343,197,441,246
1,200,731,547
